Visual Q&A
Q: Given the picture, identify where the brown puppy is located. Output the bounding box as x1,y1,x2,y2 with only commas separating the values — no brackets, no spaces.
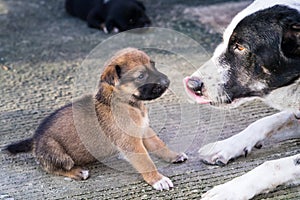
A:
5,48,188,191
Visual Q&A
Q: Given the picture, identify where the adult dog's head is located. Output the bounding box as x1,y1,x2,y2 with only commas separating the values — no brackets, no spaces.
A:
98,48,169,103
184,1,300,107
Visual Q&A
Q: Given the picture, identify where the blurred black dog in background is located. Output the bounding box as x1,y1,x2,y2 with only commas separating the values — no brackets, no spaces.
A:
65,0,151,33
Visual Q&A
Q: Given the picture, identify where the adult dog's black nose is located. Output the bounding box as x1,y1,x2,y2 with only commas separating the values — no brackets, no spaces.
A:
187,77,204,95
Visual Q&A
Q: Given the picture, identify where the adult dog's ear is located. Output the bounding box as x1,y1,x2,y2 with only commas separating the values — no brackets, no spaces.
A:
100,65,122,86
282,22,300,58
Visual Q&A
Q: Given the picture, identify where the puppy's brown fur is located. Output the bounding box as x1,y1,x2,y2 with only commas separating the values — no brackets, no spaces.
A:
5,48,187,190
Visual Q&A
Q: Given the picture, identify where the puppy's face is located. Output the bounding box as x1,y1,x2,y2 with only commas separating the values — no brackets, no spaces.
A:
101,48,169,101
107,0,151,32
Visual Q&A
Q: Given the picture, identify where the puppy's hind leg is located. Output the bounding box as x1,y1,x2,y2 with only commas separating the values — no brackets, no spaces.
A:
143,128,188,163
34,137,89,180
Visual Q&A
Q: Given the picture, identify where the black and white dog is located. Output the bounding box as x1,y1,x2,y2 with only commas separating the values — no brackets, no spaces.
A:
65,0,151,33
184,0,300,199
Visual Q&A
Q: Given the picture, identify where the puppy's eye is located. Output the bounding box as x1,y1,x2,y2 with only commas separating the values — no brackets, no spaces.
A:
129,19,134,24
138,74,144,79
234,43,246,52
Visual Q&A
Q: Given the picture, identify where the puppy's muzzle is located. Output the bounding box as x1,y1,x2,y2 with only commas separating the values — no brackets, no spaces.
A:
134,77,170,101
152,78,170,95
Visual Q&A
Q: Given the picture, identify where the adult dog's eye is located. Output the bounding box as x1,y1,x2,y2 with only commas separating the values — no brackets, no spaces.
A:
261,66,271,75
234,43,246,52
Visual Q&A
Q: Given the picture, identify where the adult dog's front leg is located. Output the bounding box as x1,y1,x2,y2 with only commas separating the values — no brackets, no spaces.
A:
199,111,300,165
201,154,300,200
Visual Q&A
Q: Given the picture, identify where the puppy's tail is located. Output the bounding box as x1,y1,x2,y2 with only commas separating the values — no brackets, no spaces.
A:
4,138,33,154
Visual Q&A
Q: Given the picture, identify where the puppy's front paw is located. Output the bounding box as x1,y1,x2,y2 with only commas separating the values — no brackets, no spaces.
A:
172,153,188,163
152,176,173,191
113,27,119,33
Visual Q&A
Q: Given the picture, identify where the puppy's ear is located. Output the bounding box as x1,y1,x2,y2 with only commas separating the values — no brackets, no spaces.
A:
282,22,300,58
115,65,122,79
96,81,114,104
101,65,122,86
136,1,146,11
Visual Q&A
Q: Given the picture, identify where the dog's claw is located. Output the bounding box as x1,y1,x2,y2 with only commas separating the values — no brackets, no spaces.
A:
244,148,248,157
254,141,263,149
215,159,226,166
173,153,188,163
294,111,300,119
200,159,213,165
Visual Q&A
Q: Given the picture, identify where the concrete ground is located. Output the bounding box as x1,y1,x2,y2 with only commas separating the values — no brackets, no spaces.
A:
1,0,300,199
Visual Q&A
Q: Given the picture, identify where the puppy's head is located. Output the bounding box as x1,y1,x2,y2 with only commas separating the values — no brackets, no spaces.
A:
106,0,151,33
100,48,169,101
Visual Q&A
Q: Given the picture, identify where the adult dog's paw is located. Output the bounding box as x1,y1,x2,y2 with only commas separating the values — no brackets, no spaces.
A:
198,138,260,166
201,182,252,200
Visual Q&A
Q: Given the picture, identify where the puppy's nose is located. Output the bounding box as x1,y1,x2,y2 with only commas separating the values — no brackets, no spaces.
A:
160,78,170,87
144,17,151,26
144,21,151,27
187,77,204,94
